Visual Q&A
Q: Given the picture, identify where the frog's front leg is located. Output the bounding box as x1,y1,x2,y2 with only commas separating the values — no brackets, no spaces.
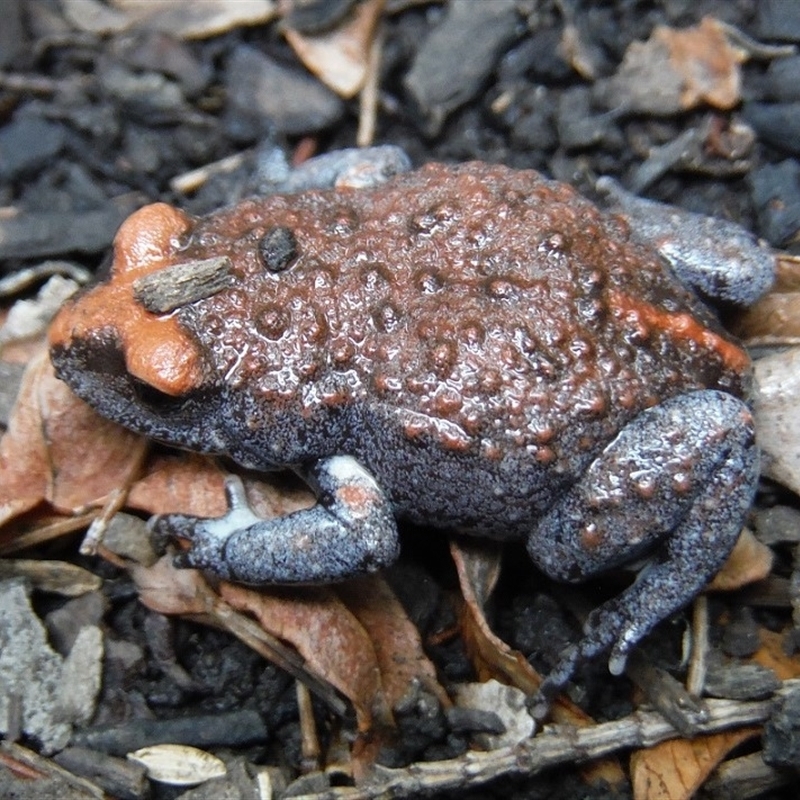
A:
150,455,400,584
526,390,758,718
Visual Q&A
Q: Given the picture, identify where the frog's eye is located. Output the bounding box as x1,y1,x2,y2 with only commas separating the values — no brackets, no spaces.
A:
258,226,299,273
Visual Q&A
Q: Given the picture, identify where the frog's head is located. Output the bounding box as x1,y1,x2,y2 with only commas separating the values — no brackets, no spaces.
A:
49,203,230,454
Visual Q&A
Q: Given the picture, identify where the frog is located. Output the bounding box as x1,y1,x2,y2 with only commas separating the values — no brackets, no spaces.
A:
48,153,771,714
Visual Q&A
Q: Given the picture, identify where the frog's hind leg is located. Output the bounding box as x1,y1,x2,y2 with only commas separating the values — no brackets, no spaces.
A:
525,390,758,719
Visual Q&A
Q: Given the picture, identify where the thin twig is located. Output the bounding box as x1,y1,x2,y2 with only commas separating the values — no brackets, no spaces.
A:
287,682,799,800
357,21,384,147
687,594,710,697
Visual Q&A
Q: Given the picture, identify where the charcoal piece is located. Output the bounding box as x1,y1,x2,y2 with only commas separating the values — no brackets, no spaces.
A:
99,61,187,124
445,707,506,736
722,609,761,658
704,662,780,701
499,29,572,84
224,44,344,138
557,86,614,150
0,116,65,180
757,0,800,42
743,102,800,157
0,0,25,68
111,31,213,98
754,505,800,546
72,709,268,756
404,0,520,136
764,55,800,102
763,688,800,768
286,0,359,34
0,205,133,259
748,160,800,247
54,747,148,800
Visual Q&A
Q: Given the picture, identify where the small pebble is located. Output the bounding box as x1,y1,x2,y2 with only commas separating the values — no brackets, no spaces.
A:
763,688,800,768
743,102,800,158
748,160,800,248
404,0,520,136
0,116,65,180
757,0,800,42
764,55,800,103
224,44,344,138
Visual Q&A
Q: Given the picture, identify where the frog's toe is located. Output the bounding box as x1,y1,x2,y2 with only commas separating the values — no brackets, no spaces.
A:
531,644,580,720
531,603,624,720
149,512,201,554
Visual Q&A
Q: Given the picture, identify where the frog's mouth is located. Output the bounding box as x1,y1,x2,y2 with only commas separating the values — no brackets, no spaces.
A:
50,331,229,456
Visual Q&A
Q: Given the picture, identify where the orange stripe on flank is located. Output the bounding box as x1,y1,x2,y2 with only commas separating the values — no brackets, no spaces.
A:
609,290,749,375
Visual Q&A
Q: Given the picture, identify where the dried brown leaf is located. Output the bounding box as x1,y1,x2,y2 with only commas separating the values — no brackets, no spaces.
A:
450,540,627,788
110,0,277,39
0,348,144,526
733,255,800,340
600,16,743,114
707,528,773,591
127,455,229,517
284,0,384,97
657,16,743,110
751,628,800,680
773,254,800,293
630,727,759,800
450,539,538,691
734,292,800,339
336,575,449,709
221,581,392,730
131,555,214,616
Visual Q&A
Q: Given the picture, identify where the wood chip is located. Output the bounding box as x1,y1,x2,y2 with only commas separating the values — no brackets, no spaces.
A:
132,255,235,313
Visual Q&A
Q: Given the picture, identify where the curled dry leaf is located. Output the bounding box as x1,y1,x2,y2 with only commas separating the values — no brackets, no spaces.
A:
450,539,540,691
127,448,314,520
753,348,800,495
336,575,449,709
109,0,277,39
283,0,384,97
131,554,214,616
707,528,773,592
732,255,800,341
630,727,760,800
221,580,393,731
127,743,226,786
449,540,627,788
598,16,744,114
127,454,229,518
0,348,145,527
0,559,102,596
750,628,800,681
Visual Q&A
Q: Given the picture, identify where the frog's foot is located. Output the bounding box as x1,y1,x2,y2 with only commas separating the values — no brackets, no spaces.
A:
149,456,400,584
526,390,759,720
597,176,774,305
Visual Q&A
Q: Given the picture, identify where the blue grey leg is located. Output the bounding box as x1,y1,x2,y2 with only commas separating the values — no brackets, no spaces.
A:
150,455,400,584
